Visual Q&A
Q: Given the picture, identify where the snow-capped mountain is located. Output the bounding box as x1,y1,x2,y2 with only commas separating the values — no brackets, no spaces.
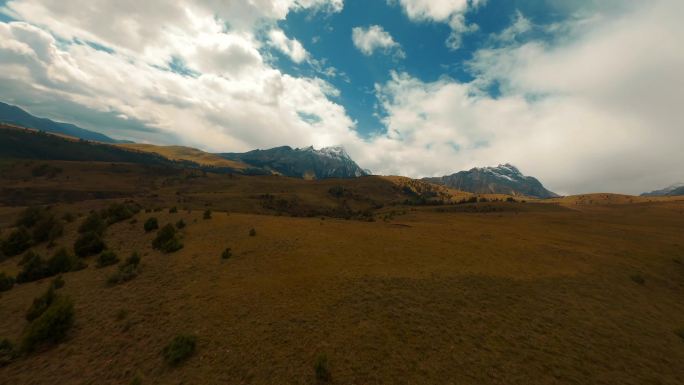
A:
641,183,684,197
218,145,369,179
423,164,558,199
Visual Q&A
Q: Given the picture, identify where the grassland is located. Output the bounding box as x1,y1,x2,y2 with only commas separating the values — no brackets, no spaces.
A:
1,159,683,384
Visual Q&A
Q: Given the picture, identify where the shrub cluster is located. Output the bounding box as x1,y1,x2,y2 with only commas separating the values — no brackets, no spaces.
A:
103,202,141,225
16,249,85,284
0,339,17,367
152,224,183,253
21,295,74,353
1,227,32,257
162,334,197,366
221,248,232,260
175,219,186,229
107,252,141,286
144,217,159,232
96,250,120,268
203,209,212,219
0,272,15,292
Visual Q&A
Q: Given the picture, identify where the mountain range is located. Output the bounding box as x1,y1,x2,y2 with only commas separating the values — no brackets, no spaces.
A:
641,183,684,197
0,101,122,143
423,164,559,199
0,101,568,196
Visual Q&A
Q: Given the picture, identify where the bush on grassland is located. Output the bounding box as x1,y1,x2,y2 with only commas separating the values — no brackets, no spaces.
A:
16,248,85,284
107,252,141,286
21,296,74,353
103,202,139,225
15,206,45,228
74,231,106,257
0,338,17,367
25,286,57,322
96,250,120,268
1,227,32,257
176,219,186,229
32,215,63,244
203,210,212,219
315,354,332,383
152,224,183,253
144,217,159,233
78,212,106,235
0,272,15,292
162,334,197,366
221,248,232,260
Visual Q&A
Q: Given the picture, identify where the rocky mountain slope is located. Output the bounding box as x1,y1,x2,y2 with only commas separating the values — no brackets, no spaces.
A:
641,183,684,196
423,164,558,199
219,145,369,179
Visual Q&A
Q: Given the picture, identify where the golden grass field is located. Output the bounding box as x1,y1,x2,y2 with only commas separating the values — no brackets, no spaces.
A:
1,159,684,384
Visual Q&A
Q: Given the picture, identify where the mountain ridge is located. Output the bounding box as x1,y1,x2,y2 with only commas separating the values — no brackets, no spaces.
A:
423,163,558,199
219,145,369,179
0,101,123,143
641,183,684,197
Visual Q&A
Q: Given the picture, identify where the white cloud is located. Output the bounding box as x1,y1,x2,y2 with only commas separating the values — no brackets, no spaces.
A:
357,0,684,194
268,29,309,63
0,0,354,153
352,25,405,58
389,0,483,50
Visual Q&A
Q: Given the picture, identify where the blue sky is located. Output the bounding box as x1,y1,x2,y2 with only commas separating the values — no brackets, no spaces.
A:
0,0,682,194
275,0,557,136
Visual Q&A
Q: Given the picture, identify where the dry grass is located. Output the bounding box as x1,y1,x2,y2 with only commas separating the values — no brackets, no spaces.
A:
0,160,683,384
118,143,249,170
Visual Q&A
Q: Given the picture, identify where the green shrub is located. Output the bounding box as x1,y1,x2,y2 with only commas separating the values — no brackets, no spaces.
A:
249,228,256,237
630,274,645,285
176,219,186,229
103,202,138,225
79,212,106,234
162,334,197,366
15,253,48,283
152,224,183,253
0,272,15,292
51,275,65,289
16,248,84,284
96,250,120,268
26,286,56,322
0,338,17,367
15,206,45,228
1,227,32,257
62,212,75,223
21,296,74,353
106,252,141,286
125,252,141,268
169,206,178,214
203,210,212,219
32,215,63,244
144,217,159,233
676,328,684,341
315,354,332,383
47,248,81,274
74,231,106,257
221,248,232,260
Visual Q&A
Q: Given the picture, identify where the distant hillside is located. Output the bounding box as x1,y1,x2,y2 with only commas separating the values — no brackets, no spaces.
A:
0,101,121,143
219,145,369,179
118,143,249,170
641,183,684,197
0,124,177,165
424,164,558,199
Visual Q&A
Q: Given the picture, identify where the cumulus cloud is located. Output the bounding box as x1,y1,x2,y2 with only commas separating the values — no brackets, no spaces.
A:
356,1,684,194
389,0,482,50
352,25,405,58
0,0,354,152
268,29,309,63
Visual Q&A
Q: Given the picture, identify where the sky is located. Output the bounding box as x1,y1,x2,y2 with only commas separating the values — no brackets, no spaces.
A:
0,0,682,195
